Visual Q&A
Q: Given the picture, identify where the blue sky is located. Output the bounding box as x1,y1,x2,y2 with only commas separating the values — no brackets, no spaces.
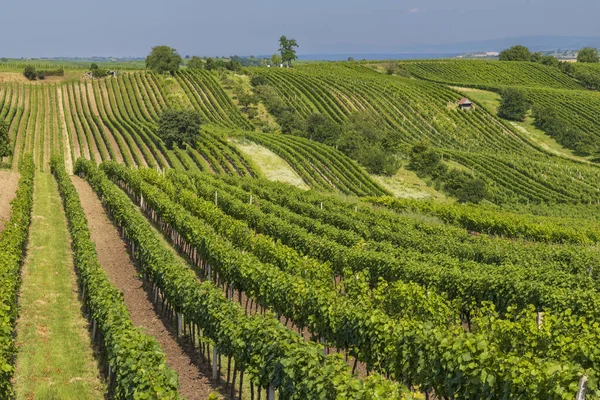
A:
1,0,599,57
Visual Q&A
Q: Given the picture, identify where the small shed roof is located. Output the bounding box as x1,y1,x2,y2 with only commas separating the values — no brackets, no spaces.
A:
458,97,472,105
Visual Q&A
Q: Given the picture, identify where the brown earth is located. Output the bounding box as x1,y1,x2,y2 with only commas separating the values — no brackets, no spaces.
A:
0,170,20,232
70,176,217,400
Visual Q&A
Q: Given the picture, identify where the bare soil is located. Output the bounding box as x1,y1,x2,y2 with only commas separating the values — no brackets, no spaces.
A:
0,170,20,232
70,176,216,400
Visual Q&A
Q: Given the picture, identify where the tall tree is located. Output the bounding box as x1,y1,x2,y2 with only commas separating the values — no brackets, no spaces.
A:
497,88,530,121
270,53,282,66
157,109,202,149
187,56,204,69
278,36,299,67
0,120,11,158
577,47,600,63
146,46,182,74
499,45,532,61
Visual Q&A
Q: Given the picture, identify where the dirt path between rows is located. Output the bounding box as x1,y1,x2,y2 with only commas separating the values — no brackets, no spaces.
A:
0,170,20,233
70,176,215,400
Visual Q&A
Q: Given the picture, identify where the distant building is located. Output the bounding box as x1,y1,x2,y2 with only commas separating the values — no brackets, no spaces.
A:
458,97,473,110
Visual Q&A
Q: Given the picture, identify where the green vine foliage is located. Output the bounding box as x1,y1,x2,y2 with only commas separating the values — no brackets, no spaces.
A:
75,158,407,400
0,155,35,398
99,161,597,399
51,157,180,399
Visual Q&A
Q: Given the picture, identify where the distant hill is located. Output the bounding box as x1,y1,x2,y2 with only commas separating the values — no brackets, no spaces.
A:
293,36,600,61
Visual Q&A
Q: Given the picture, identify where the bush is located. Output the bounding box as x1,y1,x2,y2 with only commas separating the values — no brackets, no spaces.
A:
250,75,268,87
23,65,36,80
443,170,488,203
497,88,530,121
187,56,204,69
157,109,202,149
36,71,46,80
247,108,258,119
91,68,108,79
337,112,400,176
277,109,305,134
408,142,447,178
305,113,341,145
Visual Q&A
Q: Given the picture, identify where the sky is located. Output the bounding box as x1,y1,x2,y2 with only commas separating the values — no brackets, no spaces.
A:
1,0,600,58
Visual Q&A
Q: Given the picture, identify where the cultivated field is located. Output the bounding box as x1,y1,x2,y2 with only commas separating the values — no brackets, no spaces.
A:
0,57,599,399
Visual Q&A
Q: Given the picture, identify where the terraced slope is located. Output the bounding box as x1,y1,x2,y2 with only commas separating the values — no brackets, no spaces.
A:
399,59,583,89
249,64,600,204
0,73,258,178
247,132,388,196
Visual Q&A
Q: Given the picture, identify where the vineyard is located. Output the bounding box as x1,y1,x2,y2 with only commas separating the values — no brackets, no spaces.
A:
248,63,600,204
398,59,584,90
246,132,388,196
1,55,600,399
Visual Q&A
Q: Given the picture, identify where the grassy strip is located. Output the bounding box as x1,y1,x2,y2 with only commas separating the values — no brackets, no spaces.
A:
12,172,105,399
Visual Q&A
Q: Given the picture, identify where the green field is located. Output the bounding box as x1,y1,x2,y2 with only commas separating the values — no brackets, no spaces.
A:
1,56,600,399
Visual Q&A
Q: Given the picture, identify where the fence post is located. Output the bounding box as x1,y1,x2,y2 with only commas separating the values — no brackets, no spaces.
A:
577,375,588,400
268,384,275,400
177,313,183,338
212,346,219,380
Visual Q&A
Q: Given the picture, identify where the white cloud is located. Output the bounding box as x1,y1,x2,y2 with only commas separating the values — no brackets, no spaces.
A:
408,8,424,14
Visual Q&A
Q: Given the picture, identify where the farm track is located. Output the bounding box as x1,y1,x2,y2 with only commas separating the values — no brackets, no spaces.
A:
0,170,20,232
13,173,104,399
71,176,216,400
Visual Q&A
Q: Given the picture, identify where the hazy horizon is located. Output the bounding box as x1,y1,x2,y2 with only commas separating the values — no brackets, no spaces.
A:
1,0,599,58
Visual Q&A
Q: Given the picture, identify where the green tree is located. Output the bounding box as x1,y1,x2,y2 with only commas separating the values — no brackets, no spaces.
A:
499,45,532,61
90,63,99,70
23,65,36,80
278,110,305,134
530,52,543,62
337,112,400,175
278,36,299,67
540,55,559,67
270,53,282,66
205,58,215,70
237,92,256,111
250,75,268,87
0,120,11,157
408,142,447,178
187,56,204,69
225,60,242,72
497,88,530,121
157,109,202,149
577,47,600,63
305,113,341,145
145,46,182,74
443,170,488,203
